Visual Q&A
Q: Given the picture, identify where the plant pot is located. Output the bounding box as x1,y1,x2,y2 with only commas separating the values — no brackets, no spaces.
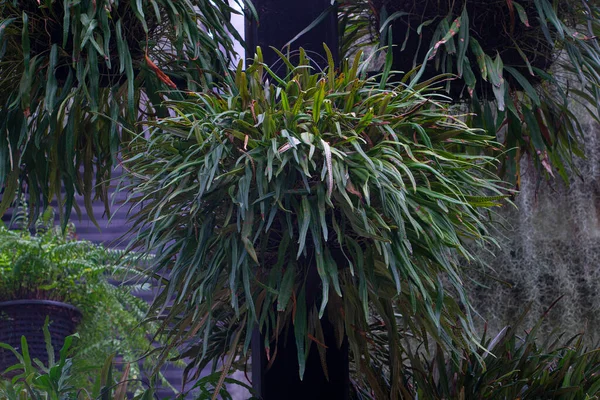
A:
0,300,82,375
371,0,560,99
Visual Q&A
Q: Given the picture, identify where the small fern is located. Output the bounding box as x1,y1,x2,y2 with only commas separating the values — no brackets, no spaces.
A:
0,202,176,393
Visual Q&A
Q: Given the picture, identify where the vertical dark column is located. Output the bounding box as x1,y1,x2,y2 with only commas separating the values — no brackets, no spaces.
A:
252,260,349,400
245,0,338,69
246,3,344,398
260,316,349,400
251,324,266,397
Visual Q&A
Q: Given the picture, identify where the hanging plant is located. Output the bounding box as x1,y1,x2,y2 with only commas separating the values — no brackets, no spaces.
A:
380,0,568,96
0,203,173,392
120,47,509,396
0,0,250,224
340,0,599,186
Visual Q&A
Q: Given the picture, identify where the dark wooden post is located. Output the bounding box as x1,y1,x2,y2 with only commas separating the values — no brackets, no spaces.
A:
251,260,349,400
245,3,346,399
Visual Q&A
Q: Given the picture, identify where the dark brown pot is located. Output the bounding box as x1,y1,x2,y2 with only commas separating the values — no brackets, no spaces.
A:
0,300,82,375
372,0,559,99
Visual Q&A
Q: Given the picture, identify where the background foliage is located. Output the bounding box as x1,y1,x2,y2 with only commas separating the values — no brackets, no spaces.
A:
466,110,600,345
339,0,600,186
407,307,600,400
0,330,156,399
0,0,250,224
2,0,599,397
0,329,255,400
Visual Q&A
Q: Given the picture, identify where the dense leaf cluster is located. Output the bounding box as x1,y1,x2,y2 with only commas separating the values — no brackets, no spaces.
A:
0,331,156,399
409,309,600,400
121,47,508,395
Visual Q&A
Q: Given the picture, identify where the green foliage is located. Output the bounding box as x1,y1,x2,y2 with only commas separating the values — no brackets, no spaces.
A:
340,0,598,185
120,46,509,396
0,206,106,304
338,2,378,61
0,327,155,399
0,0,248,224
405,309,600,400
0,203,172,393
0,319,251,399
180,372,258,400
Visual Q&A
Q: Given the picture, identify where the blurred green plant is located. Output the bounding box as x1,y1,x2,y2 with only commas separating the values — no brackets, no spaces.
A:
0,202,174,393
404,306,600,400
0,324,155,399
0,0,252,224
120,46,509,396
338,0,600,185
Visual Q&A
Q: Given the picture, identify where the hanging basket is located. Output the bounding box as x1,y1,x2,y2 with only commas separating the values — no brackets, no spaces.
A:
0,300,82,375
6,1,156,88
371,0,566,99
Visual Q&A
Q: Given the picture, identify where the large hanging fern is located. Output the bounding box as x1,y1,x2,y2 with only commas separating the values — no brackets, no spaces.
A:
120,47,509,396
